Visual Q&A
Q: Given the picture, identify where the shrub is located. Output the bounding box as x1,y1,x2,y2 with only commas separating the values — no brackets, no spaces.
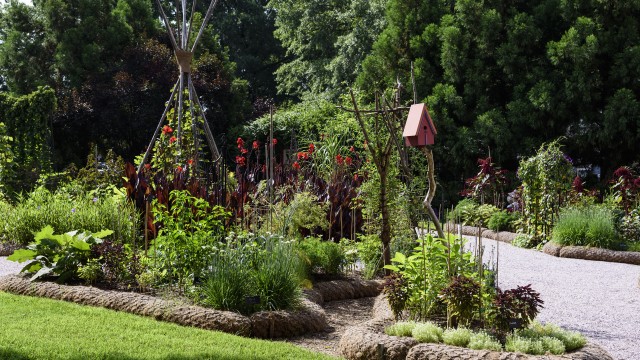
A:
356,234,383,279
8,226,112,282
2,185,139,246
411,322,443,343
512,233,535,248
439,275,481,327
297,237,345,276
491,285,544,333
382,273,408,320
448,199,478,224
487,210,517,232
552,206,619,249
468,331,503,351
514,322,584,354
541,336,566,355
385,321,417,337
442,328,472,347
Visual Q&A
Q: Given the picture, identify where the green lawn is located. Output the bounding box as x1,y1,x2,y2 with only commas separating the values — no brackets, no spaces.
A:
0,292,338,360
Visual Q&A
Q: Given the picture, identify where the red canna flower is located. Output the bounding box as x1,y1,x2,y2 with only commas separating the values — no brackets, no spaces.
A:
176,165,183,172
297,152,304,160
169,136,177,144
162,125,173,135
336,154,344,165
236,156,246,166
309,143,315,153
144,163,151,170
252,140,260,150
241,148,248,154
187,159,194,166
345,156,353,166
272,138,278,145
237,137,245,149
292,161,301,170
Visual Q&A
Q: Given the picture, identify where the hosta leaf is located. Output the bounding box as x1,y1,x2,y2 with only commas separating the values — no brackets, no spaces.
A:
7,249,36,263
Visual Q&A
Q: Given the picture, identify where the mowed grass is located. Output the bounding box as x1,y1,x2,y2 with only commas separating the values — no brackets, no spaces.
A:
0,292,338,360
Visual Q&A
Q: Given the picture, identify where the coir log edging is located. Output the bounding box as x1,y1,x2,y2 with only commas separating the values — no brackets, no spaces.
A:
339,295,613,360
0,275,382,339
445,223,518,244
542,242,640,266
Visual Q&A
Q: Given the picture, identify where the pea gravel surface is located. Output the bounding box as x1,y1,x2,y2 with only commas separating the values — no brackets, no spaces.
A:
465,236,640,360
0,257,24,277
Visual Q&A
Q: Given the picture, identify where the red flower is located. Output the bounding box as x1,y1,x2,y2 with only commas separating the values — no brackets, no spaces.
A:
292,161,301,170
309,143,315,153
235,156,246,166
297,152,304,160
336,154,344,165
252,140,260,150
169,136,177,144
187,159,194,166
241,148,248,154
345,156,353,166
237,137,245,149
272,138,278,145
144,163,151,170
162,125,173,135
176,166,183,172
349,146,355,152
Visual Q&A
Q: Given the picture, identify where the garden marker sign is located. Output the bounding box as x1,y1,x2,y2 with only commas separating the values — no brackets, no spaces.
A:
403,103,437,147
137,0,222,176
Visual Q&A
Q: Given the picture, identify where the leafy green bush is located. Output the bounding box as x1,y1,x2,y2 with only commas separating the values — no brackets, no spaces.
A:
512,233,535,248
200,234,304,314
487,210,517,232
448,199,478,224
297,237,345,276
2,185,139,246
384,321,416,337
620,208,640,244
552,206,619,249
523,322,586,352
356,234,383,279
151,190,229,289
442,327,472,347
541,336,566,355
8,226,112,282
411,322,443,343
0,199,12,243
468,331,503,351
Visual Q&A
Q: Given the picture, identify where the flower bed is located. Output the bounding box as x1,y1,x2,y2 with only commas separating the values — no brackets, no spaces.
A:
339,295,613,360
0,274,381,339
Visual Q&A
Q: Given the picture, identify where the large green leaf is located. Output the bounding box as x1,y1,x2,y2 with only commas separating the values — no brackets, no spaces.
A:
92,229,114,239
70,239,90,251
34,225,56,242
30,266,53,281
7,249,36,263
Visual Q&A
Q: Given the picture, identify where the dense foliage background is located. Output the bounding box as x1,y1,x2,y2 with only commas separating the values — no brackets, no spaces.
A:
0,0,639,204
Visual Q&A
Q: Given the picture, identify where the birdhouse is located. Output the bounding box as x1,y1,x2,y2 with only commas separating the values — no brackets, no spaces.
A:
403,103,437,147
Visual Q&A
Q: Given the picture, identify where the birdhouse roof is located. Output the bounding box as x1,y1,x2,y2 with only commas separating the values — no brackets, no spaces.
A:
403,103,437,138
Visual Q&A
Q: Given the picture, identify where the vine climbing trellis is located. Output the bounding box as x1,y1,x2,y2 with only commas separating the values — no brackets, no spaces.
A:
137,0,222,178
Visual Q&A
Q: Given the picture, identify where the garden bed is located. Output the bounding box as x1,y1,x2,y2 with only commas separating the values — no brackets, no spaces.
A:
338,295,613,360
542,242,640,266
0,274,381,339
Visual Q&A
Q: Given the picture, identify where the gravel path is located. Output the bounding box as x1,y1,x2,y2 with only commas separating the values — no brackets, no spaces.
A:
466,236,640,360
0,257,23,277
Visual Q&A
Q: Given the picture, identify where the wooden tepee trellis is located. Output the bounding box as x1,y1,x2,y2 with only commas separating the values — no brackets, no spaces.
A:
137,0,222,175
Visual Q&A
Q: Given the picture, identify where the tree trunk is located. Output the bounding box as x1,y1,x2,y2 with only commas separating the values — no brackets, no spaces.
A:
379,164,392,273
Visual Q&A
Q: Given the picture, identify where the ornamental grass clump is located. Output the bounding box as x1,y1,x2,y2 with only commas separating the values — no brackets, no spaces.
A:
385,321,417,337
411,322,443,343
468,331,503,351
552,206,619,249
442,327,472,347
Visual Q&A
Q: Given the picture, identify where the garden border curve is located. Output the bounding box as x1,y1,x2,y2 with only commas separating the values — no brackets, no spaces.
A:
0,275,381,339
338,295,614,360
542,242,640,266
